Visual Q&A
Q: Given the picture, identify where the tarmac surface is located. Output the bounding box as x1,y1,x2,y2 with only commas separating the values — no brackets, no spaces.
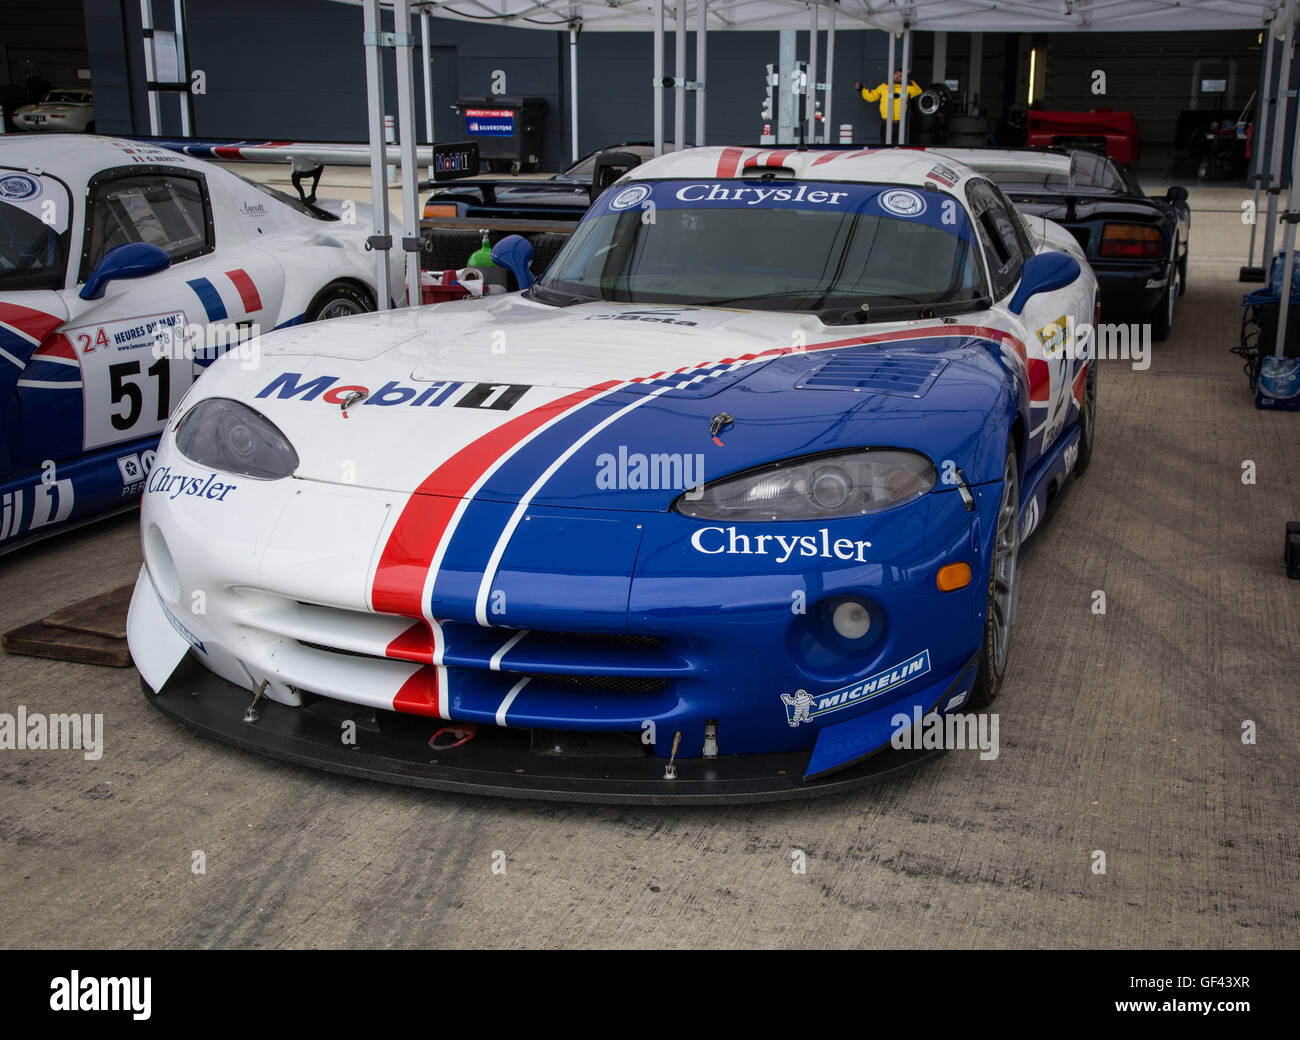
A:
0,180,1297,949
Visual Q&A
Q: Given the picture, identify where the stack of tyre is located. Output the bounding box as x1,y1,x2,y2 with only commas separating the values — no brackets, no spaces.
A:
422,228,570,274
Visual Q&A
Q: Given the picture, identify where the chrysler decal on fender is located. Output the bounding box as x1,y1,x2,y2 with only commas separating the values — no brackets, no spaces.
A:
126,146,1100,803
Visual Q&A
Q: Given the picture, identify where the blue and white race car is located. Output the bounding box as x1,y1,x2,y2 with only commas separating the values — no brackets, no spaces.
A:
128,146,1097,803
0,135,400,552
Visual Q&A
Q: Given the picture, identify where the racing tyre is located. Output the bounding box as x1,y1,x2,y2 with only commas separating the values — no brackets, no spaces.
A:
305,282,374,322
1149,259,1179,341
423,229,486,271
969,445,1020,709
1074,360,1097,476
529,232,570,276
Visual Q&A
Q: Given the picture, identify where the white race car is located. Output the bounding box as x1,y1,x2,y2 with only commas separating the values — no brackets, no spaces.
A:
129,145,1100,803
0,134,401,552
13,89,95,133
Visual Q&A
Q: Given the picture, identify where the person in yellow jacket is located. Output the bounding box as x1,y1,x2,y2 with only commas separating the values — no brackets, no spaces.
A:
855,70,922,141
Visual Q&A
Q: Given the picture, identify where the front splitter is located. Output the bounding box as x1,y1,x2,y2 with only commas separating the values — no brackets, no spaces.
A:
142,656,944,805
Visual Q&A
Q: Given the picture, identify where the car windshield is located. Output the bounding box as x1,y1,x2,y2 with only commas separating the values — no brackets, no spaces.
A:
985,151,1126,195
0,172,70,291
45,91,90,104
535,179,986,318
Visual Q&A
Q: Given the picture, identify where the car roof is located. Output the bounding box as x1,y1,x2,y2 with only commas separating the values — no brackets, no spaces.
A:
0,134,210,184
625,145,983,189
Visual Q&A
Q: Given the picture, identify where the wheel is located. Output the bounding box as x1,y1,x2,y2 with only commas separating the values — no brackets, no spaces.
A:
305,282,374,322
1074,360,1097,476
969,445,1020,709
1149,258,1179,341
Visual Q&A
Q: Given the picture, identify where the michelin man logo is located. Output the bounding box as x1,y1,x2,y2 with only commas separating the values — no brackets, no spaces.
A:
781,689,814,727
609,184,652,211
879,189,926,218
780,650,932,727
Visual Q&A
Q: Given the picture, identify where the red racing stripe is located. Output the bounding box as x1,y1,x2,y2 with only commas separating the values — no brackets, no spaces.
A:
370,379,621,617
392,667,441,716
225,269,263,313
31,332,77,360
715,147,745,177
0,302,64,345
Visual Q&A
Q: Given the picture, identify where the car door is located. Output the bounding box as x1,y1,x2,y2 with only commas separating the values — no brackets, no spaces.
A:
52,166,261,461
968,179,1076,464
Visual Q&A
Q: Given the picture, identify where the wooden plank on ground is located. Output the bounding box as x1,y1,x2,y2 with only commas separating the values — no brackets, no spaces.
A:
2,620,132,668
42,583,133,640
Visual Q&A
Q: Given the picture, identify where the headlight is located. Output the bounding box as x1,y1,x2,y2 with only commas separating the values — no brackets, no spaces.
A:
674,448,935,521
174,398,299,479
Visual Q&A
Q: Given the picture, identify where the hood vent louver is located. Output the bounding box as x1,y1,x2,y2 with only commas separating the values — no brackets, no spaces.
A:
798,352,949,397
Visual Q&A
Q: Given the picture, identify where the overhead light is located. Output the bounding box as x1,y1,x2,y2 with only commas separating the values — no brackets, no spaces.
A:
1028,48,1038,106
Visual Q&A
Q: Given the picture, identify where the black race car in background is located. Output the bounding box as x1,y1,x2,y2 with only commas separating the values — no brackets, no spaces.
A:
933,147,1191,339
422,143,655,221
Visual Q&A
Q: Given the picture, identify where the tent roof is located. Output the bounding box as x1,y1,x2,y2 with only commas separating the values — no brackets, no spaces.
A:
358,0,1282,34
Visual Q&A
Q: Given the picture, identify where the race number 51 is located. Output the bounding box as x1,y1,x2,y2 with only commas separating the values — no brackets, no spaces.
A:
73,313,189,450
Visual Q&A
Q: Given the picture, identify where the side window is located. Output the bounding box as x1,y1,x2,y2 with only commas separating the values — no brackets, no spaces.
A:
966,180,1024,300
81,172,213,279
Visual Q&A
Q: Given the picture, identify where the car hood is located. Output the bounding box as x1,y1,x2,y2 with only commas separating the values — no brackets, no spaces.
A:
188,296,1016,509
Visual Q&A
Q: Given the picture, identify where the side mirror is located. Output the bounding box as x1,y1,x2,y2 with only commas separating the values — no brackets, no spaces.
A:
80,242,170,300
1165,185,1189,205
589,150,644,204
1009,251,1081,315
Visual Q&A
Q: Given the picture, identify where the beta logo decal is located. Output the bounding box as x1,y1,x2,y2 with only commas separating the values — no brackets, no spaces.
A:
146,465,237,502
691,526,872,564
609,184,652,211
0,174,41,201
781,650,932,726
879,189,926,218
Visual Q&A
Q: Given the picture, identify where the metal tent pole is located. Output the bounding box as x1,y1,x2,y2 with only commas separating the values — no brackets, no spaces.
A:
675,0,687,150
808,2,819,143
569,22,580,161
394,0,421,308
1273,28,1300,355
1262,19,1294,270
654,0,665,156
172,0,192,135
362,0,392,310
1244,23,1276,278
885,30,895,144
825,1,836,145
422,9,435,182
695,0,707,146
140,0,161,135
898,27,911,145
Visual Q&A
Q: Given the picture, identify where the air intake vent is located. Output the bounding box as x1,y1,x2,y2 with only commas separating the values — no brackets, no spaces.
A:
799,352,948,397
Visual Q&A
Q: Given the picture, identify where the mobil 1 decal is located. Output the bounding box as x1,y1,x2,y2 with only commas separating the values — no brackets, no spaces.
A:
71,312,190,451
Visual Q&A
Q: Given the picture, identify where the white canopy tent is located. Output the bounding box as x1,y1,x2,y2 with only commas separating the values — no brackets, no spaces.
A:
331,0,1298,359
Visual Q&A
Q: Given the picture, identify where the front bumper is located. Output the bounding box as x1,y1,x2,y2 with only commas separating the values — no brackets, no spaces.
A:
130,438,1000,801
142,649,980,803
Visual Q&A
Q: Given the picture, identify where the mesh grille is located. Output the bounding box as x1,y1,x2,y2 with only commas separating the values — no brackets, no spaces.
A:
801,353,947,396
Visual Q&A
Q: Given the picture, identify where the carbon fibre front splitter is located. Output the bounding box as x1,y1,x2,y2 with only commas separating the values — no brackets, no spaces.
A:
142,656,944,805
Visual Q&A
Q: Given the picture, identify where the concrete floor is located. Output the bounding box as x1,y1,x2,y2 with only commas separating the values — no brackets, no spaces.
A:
1,183,1297,949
